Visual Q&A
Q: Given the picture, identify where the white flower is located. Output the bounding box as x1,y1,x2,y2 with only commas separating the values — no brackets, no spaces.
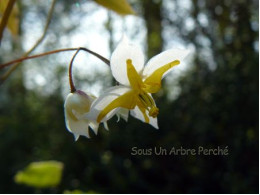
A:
86,36,189,128
64,90,101,140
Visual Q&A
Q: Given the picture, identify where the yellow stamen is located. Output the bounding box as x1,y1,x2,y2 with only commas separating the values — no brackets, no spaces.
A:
138,93,159,118
98,58,174,123
149,107,159,118
139,93,154,106
126,59,160,118
137,101,149,123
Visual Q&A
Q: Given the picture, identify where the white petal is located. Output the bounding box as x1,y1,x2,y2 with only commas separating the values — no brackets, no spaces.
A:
142,49,190,78
64,91,96,140
103,122,109,131
89,121,99,135
130,106,159,129
84,86,132,122
64,91,93,118
117,108,129,122
64,108,90,139
74,135,79,141
110,35,145,85
116,114,120,122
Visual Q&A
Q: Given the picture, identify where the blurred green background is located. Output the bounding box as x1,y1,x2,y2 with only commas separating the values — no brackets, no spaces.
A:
0,0,258,193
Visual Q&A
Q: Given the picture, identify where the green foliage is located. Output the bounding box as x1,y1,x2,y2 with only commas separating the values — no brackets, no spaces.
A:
14,161,64,188
0,0,19,37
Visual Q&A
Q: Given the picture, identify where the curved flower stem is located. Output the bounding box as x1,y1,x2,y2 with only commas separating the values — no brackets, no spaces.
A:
69,48,81,93
68,47,111,93
0,48,76,69
0,0,56,83
0,47,110,69
79,47,110,65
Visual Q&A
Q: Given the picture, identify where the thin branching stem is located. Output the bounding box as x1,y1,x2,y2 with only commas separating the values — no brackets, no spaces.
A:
0,47,110,69
0,0,56,83
0,0,111,85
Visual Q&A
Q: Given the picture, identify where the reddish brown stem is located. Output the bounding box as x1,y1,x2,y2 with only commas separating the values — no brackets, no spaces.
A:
69,49,81,93
0,47,110,69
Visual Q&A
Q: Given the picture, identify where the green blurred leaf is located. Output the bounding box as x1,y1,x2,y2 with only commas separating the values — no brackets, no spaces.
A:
0,0,19,36
64,189,85,194
14,161,64,188
94,0,135,15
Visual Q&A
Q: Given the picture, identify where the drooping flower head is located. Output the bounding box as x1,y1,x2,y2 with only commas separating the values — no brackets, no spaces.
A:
64,90,101,140
86,36,189,128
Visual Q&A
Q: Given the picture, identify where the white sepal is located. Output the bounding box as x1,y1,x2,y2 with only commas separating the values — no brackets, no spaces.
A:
130,106,159,129
116,108,129,122
110,35,145,86
143,49,189,78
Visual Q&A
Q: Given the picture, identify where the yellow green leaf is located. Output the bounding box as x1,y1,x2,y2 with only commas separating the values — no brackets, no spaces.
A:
0,0,19,36
14,161,64,188
94,0,135,15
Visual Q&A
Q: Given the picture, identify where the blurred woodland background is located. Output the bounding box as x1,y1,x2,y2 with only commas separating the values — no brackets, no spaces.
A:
0,0,258,193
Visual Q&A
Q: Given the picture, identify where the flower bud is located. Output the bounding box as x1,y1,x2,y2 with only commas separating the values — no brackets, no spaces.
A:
64,90,98,141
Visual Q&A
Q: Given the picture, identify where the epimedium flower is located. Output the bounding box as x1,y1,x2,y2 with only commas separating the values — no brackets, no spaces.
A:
86,36,189,128
64,90,103,141
64,90,128,140
64,47,115,140
64,47,130,140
